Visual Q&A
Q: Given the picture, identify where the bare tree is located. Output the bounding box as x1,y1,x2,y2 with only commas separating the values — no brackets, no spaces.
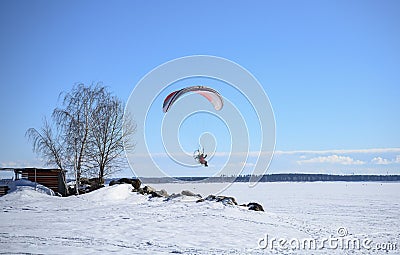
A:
52,84,105,193
87,94,136,182
26,118,65,170
27,83,135,194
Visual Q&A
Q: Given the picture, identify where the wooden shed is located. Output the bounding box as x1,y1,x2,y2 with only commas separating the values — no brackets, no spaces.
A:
0,185,10,196
12,168,68,196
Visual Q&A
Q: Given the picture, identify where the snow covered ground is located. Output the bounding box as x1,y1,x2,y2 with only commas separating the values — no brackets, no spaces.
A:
0,182,399,254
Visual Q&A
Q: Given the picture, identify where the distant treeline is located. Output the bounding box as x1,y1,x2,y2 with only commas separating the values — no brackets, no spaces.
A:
138,174,400,183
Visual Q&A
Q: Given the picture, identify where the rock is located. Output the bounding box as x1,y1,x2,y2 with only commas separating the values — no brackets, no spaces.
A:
80,178,91,185
196,194,214,203
218,196,237,206
109,180,119,186
89,177,104,185
68,186,76,195
247,202,264,211
159,189,169,197
131,179,142,190
166,191,203,202
150,191,162,198
203,194,216,201
119,178,141,190
109,178,141,190
118,178,141,190
151,189,169,198
165,193,182,201
181,190,202,198
136,187,144,195
196,195,237,205
142,185,155,194
86,183,104,192
181,190,195,196
75,178,105,193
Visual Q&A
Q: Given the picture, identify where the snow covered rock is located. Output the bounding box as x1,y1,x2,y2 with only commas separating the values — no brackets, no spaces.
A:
196,194,265,211
109,178,141,190
163,190,202,202
245,202,264,211
180,190,202,198
67,178,105,194
150,189,169,198
136,185,169,198
197,195,238,206
139,185,155,195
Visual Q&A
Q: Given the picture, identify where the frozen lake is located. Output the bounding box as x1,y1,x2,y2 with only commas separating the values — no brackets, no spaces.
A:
153,181,400,236
1,182,399,254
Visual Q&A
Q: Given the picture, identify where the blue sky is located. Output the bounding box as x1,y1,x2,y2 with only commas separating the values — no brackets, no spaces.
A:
0,0,399,176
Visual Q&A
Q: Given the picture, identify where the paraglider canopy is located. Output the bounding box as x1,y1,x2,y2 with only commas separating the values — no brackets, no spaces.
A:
162,86,223,113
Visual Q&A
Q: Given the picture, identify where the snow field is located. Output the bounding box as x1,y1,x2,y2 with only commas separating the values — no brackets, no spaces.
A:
1,182,399,254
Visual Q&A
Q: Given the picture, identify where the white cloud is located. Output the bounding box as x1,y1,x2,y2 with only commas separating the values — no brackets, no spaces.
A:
0,159,46,168
275,148,400,155
297,155,366,165
371,155,400,165
371,157,391,165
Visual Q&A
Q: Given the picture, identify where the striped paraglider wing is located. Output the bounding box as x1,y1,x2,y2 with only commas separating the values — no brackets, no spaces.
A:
162,86,223,113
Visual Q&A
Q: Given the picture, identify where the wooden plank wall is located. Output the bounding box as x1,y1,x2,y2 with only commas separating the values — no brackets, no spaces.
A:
0,186,10,196
22,170,61,193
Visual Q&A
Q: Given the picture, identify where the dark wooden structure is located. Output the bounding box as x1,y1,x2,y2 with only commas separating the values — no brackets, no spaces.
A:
0,185,10,196
15,168,67,196
0,169,14,196
0,168,67,196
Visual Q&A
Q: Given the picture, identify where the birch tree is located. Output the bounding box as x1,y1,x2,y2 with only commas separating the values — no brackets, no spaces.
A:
27,83,135,194
26,118,65,170
87,93,136,182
